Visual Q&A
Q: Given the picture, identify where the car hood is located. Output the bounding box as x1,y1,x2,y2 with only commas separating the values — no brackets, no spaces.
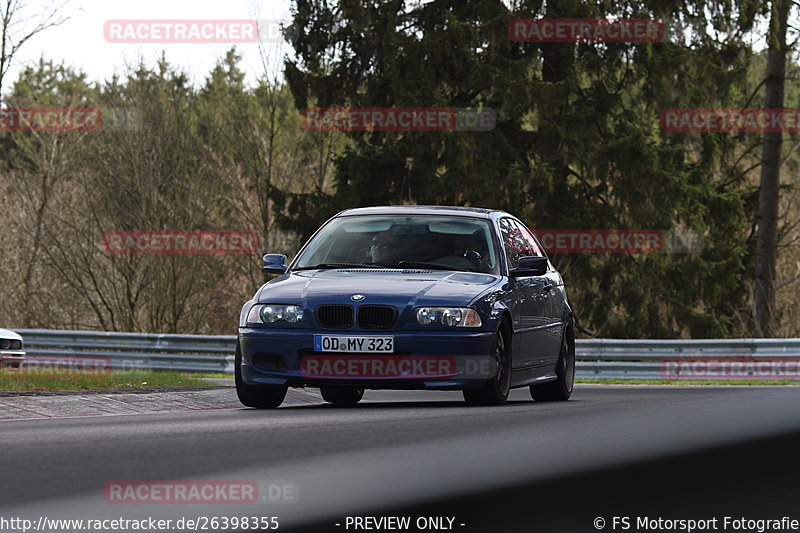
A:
257,269,503,308
0,328,22,341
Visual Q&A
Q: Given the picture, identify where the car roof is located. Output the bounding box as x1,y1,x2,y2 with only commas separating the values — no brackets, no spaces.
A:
337,205,508,219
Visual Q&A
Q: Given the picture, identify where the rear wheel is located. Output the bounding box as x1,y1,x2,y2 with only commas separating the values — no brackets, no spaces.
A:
530,321,575,401
463,324,511,406
320,387,364,406
235,343,287,408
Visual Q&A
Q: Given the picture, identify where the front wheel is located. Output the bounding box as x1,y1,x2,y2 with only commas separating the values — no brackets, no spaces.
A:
320,387,364,406
463,324,511,406
530,321,575,401
235,343,287,408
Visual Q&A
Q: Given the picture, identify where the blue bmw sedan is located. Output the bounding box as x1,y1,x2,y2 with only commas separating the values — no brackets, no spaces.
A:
236,206,574,408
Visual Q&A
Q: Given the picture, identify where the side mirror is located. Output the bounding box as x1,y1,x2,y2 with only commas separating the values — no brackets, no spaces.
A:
510,256,548,277
262,254,288,274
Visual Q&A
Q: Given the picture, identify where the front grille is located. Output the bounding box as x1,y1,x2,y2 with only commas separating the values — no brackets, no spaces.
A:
358,306,397,329
316,305,354,328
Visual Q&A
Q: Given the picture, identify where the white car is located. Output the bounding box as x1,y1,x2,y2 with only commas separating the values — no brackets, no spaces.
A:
0,328,25,369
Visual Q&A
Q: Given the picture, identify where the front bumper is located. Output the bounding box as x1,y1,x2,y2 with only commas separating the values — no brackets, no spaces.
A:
238,328,496,390
0,351,26,370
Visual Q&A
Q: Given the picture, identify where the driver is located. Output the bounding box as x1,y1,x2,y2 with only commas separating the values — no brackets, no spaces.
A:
370,231,396,264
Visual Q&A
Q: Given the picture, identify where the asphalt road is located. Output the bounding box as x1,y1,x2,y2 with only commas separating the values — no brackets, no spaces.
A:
2,386,800,532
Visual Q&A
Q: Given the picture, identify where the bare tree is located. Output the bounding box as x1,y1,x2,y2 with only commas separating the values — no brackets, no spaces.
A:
0,0,74,101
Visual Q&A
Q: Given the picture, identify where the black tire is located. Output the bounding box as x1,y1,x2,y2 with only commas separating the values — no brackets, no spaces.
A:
530,320,575,401
235,342,287,408
320,387,364,406
463,323,511,406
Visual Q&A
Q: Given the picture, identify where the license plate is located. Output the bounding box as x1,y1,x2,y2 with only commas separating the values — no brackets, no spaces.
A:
314,335,394,353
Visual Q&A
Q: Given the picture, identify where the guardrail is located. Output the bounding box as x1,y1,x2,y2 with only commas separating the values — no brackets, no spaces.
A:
10,330,800,380
575,338,800,380
12,329,237,374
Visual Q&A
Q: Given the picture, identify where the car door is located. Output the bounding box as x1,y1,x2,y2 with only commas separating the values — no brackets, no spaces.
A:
499,217,559,374
519,222,564,366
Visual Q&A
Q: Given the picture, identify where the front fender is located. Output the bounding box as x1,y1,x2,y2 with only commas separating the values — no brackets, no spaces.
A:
467,284,512,334
560,298,574,336
239,299,255,327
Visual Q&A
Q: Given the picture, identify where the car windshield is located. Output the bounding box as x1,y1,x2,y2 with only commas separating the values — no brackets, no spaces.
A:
294,215,499,274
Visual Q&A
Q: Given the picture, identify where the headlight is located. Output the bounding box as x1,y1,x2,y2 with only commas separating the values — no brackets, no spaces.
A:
247,304,304,324
414,307,482,328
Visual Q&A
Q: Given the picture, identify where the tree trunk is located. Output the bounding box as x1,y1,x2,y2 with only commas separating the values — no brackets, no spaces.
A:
534,0,577,221
753,0,789,337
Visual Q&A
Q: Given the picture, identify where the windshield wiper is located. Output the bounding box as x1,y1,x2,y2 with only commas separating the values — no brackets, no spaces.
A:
293,263,383,271
380,261,467,271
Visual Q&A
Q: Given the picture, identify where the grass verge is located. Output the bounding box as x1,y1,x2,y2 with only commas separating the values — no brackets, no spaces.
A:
577,378,800,385
0,370,226,392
